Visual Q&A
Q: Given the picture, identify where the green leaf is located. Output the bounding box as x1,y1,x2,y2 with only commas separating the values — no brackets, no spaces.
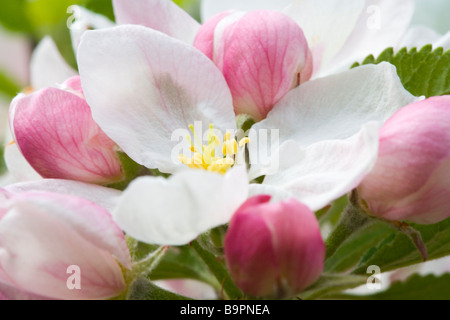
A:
328,274,450,300
141,243,219,290
126,277,192,300
324,222,393,273
352,45,450,98
298,273,368,300
191,240,243,300
353,218,450,275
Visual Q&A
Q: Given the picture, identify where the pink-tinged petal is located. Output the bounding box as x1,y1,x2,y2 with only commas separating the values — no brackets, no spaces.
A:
210,10,312,121
10,87,124,184
320,0,414,77
4,179,122,213
113,0,200,44
0,192,130,300
383,158,450,224
359,96,450,224
201,0,292,22
30,37,77,90
62,75,83,94
0,282,53,300
78,25,236,173
225,200,278,296
225,195,324,298
193,11,234,60
284,0,365,76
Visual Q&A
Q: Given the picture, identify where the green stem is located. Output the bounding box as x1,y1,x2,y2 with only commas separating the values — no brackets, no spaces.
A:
191,240,243,300
384,221,428,261
132,246,168,277
325,191,374,259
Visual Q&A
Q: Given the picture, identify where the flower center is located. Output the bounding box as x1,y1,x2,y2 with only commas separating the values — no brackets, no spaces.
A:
178,124,249,174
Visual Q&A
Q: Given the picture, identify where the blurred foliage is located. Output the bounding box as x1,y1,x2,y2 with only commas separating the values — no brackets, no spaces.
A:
0,0,114,36
328,274,450,300
0,0,199,96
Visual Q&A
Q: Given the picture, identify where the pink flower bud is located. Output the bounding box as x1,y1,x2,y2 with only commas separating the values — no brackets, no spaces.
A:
224,195,325,298
0,190,131,300
194,10,313,121
9,76,124,185
358,96,450,224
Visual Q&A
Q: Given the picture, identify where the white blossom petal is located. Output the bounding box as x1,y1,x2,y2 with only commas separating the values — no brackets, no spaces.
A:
319,0,415,77
78,25,236,174
113,166,248,246
249,123,379,210
397,26,443,50
248,63,418,209
249,62,418,179
4,142,42,183
284,0,365,75
30,37,77,90
113,0,200,44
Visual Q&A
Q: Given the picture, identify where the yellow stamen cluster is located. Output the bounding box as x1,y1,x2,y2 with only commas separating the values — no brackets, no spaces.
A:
179,124,249,174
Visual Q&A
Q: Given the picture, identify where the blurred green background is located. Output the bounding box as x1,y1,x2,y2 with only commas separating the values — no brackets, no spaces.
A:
0,0,200,101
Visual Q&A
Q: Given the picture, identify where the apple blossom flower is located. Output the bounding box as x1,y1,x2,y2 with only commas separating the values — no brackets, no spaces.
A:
224,195,325,298
0,189,131,300
77,24,416,245
107,0,416,121
9,76,125,185
358,96,450,224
